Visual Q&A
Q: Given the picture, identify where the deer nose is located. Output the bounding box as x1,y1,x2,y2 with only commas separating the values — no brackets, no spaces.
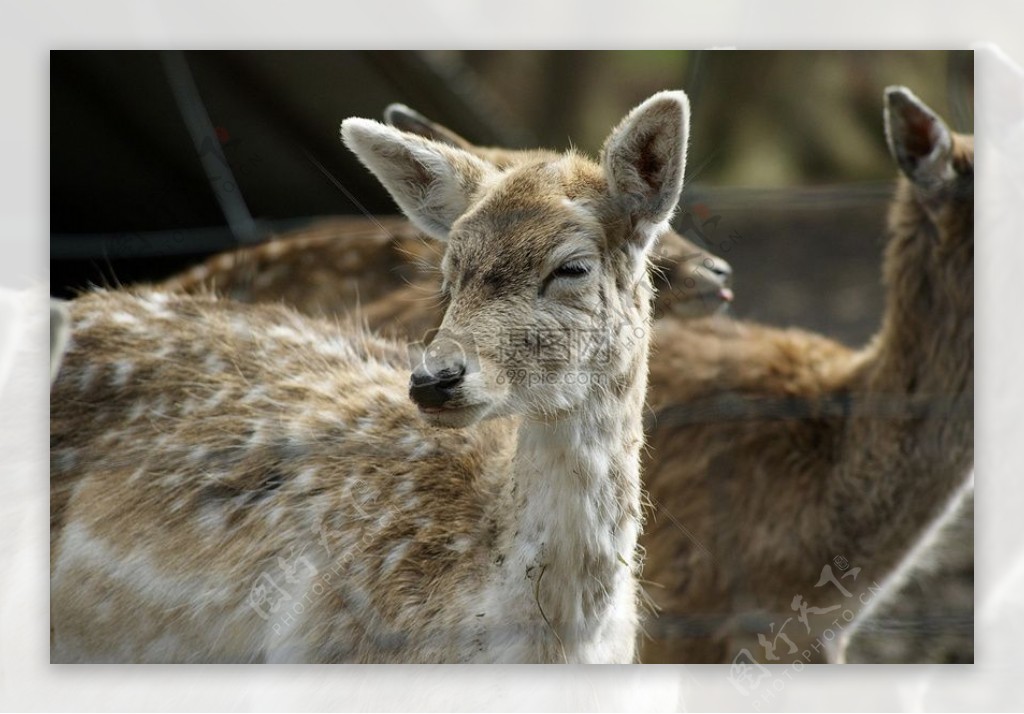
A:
409,363,466,409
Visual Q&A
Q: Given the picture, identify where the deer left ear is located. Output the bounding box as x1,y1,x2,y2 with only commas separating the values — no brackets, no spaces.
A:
884,86,955,189
602,90,690,249
341,118,494,241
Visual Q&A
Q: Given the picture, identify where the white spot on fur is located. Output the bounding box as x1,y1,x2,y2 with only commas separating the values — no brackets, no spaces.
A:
267,506,286,527
187,445,209,465
204,354,226,373
73,313,99,332
247,421,267,447
140,294,174,319
54,448,78,471
449,536,472,554
410,442,434,460
204,389,228,409
241,387,265,405
197,502,228,531
151,395,170,416
77,363,98,392
295,467,317,488
317,339,349,359
382,541,411,575
112,360,134,387
268,325,300,342
110,311,138,326
127,401,148,422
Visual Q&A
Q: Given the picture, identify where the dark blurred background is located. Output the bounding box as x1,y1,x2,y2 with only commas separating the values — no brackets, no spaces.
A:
51,50,974,342
48,50,974,663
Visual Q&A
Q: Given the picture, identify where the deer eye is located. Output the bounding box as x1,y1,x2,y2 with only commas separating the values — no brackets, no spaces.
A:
551,260,591,279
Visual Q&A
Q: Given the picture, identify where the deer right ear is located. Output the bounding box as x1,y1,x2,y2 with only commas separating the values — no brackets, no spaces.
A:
884,87,955,188
341,118,493,240
383,104,475,151
602,90,690,243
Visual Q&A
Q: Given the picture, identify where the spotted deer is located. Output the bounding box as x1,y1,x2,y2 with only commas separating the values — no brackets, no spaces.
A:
640,87,973,663
158,110,731,338
50,90,692,663
158,216,444,331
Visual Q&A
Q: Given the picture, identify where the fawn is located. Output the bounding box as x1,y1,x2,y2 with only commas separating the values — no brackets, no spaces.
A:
50,91,692,663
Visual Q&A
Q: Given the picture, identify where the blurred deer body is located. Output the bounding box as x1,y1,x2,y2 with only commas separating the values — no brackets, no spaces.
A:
640,88,973,663
159,217,443,335
51,92,693,663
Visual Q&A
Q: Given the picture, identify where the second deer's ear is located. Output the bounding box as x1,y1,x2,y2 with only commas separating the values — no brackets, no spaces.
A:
341,119,494,240
601,90,690,239
384,104,475,151
884,87,955,188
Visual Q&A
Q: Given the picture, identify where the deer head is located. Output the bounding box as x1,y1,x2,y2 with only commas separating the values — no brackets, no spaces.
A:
342,91,689,428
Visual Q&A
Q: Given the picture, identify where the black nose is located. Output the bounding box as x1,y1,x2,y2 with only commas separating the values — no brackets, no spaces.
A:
409,363,466,409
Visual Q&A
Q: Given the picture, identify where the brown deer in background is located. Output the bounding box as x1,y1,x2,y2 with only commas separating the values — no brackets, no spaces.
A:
640,86,973,663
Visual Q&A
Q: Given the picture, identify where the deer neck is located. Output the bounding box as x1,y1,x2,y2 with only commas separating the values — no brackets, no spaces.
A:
489,329,649,661
863,187,973,403
835,185,973,572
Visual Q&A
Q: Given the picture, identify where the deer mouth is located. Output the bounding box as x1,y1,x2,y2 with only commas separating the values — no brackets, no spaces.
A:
417,402,489,429
688,286,732,302
661,289,732,321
